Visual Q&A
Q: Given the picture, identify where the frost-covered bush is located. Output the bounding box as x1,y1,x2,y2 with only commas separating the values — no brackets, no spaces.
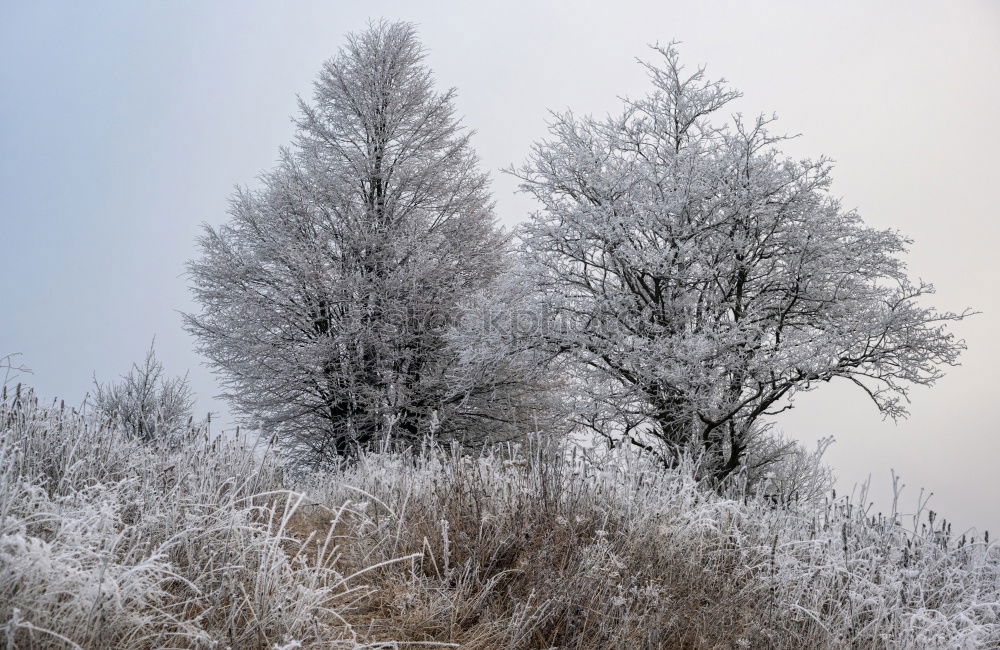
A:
740,431,836,506
91,343,194,441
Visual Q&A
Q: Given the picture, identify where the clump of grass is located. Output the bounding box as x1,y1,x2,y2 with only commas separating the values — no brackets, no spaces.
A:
308,440,1000,649
0,386,413,649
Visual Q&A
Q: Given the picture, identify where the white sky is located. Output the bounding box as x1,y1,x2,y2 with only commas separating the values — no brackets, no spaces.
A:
2,0,998,532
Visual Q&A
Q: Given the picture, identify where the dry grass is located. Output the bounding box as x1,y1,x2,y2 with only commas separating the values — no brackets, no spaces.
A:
307,443,1000,649
0,387,400,649
3,385,998,648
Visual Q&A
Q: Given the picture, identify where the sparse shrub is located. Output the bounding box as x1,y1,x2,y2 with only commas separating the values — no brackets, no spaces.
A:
740,430,836,506
91,342,194,441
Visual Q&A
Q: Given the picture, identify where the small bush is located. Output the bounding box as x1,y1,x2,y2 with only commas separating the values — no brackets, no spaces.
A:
91,343,194,441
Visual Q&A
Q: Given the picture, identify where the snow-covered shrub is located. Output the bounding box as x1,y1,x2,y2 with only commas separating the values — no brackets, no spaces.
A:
740,431,836,506
91,343,194,441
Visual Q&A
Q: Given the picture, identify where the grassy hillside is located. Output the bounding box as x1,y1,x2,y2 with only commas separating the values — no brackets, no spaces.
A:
2,386,997,648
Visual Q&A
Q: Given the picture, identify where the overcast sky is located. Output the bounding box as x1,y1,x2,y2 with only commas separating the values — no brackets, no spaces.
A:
2,0,997,532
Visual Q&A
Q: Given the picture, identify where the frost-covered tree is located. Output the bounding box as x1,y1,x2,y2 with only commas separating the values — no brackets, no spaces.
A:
513,45,970,481
92,342,194,440
187,22,541,465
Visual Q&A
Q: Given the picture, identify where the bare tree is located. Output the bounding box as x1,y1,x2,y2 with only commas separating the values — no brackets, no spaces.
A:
512,44,970,481
186,22,542,466
92,342,194,440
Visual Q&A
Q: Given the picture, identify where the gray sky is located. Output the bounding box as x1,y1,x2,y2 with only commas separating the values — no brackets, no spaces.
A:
2,1,998,532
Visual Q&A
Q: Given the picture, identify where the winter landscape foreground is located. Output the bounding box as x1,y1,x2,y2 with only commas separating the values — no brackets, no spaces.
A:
4,17,1000,649
2,384,998,648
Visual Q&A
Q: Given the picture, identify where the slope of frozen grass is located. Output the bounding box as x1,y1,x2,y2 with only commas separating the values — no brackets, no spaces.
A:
304,444,1000,648
2,384,998,648
0,387,407,649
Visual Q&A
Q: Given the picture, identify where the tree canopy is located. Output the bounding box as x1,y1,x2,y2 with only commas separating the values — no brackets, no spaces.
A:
513,45,969,480
186,22,540,466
